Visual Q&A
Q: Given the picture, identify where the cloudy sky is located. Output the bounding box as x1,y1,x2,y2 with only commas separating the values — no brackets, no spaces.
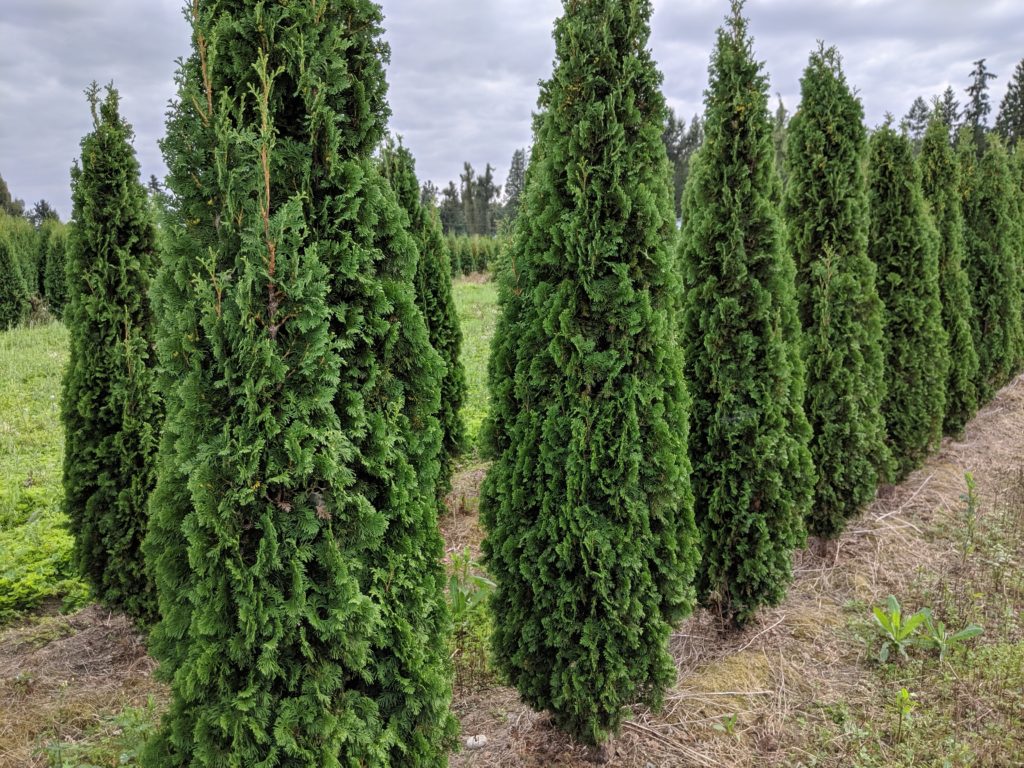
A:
1,0,1021,219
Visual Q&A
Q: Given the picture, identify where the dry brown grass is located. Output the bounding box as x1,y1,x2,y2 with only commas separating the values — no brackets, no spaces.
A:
2,377,1021,768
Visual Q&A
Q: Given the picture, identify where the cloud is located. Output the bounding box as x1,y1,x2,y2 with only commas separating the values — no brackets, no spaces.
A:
1,0,1021,219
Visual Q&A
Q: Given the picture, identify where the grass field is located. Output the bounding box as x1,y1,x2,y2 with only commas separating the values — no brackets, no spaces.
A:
2,275,1024,767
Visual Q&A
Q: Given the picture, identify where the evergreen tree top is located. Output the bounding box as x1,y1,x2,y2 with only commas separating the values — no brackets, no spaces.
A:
996,58,1024,147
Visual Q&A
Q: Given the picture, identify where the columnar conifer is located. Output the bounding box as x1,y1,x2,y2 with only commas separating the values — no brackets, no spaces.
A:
679,2,814,623
919,116,980,433
144,2,454,765
783,45,890,539
481,0,698,745
0,229,28,330
868,125,948,476
43,222,70,318
380,137,467,494
61,84,160,621
959,130,1022,400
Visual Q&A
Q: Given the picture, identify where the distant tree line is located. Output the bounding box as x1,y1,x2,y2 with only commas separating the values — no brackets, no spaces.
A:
429,149,527,236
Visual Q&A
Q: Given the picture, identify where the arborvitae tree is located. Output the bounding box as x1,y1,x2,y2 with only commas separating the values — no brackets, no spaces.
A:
679,2,813,625
1011,145,1024,369
995,58,1024,148
61,84,160,621
42,221,70,318
783,45,889,539
0,228,28,329
1,212,40,298
964,58,997,153
901,95,931,150
380,137,467,494
773,95,789,186
144,2,455,765
959,130,1022,400
868,124,949,476
919,115,980,433
480,0,698,746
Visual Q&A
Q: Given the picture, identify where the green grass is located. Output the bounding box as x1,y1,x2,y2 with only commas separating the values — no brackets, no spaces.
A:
452,277,499,451
0,323,88,623
0,278,501,625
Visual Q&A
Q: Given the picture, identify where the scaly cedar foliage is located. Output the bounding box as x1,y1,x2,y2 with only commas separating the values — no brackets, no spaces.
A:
43,221,70,318
679,2,814,623
143,2,455,765
61,84,160,621
0,225,28,330
959,130,1023,401
868,124,949,477
480,0,698,746
1011,145,1024,369
380,137,467,493
919,116,980,433
783,45,890,539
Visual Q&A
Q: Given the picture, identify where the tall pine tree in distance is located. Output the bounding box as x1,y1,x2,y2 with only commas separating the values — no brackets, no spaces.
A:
481,0,698,747
919,114,980,434
959,130,1023,400
380,135,467,493
964,58,997,154
783,44,890,539
868,123,949,477
61,83,160,622
143,2,454,765
0,227,28,330
995,58,1024,148
679,1,814,624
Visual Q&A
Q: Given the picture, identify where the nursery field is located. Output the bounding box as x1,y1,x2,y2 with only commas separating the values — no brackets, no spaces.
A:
1,277,1023,767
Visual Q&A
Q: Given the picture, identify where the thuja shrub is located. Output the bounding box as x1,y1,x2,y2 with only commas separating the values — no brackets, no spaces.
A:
380,137,467,494
481,0,698,746
868,124,949,477
919,115,980,434
43,221,70,319
0,228,28,330
61,84,160,622
679,1,814,624
783,44,890,539
144,2,454,765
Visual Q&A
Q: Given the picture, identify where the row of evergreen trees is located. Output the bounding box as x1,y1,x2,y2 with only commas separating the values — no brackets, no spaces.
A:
0,206,71,328
481,0,1024,750
30,0,1024,761
444,233,503,276
432,151,527,236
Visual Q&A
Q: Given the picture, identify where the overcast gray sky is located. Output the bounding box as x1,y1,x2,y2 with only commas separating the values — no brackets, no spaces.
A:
1,0,1021,219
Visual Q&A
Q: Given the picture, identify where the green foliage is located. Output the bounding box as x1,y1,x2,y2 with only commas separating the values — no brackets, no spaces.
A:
43,222,70,319
145,3,454,765
446,548,495,686
452,279,499,450
42,699,160,768
0,323,88,623
959,130,1022,400
783,44,890,538
872,595,928,663
995,58,1024,148
481,0,698,745
919,116,980,434
868,125,949,477
679,2,813,623
380,137,467,493
917,610,983,662
61,84,160,622
0,226,29,330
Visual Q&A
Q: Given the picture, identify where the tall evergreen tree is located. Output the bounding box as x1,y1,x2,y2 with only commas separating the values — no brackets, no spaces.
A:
0,174,26,217
61,84,160,621
783,45,889,539
959,130,1022,400
868,124,949,477
919,115,979,433
503,147,527,223
474,163,500,236
143,3,455,765
380,136,467,494
935,86,961,131
964,58,997,153
42,221,70,318
481,0,698,746
460,162,477,234
679,2,814,624
438,180,464,234
0,228,28,330
995,58,1024,148
773,96,789,186
901,95,932,150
